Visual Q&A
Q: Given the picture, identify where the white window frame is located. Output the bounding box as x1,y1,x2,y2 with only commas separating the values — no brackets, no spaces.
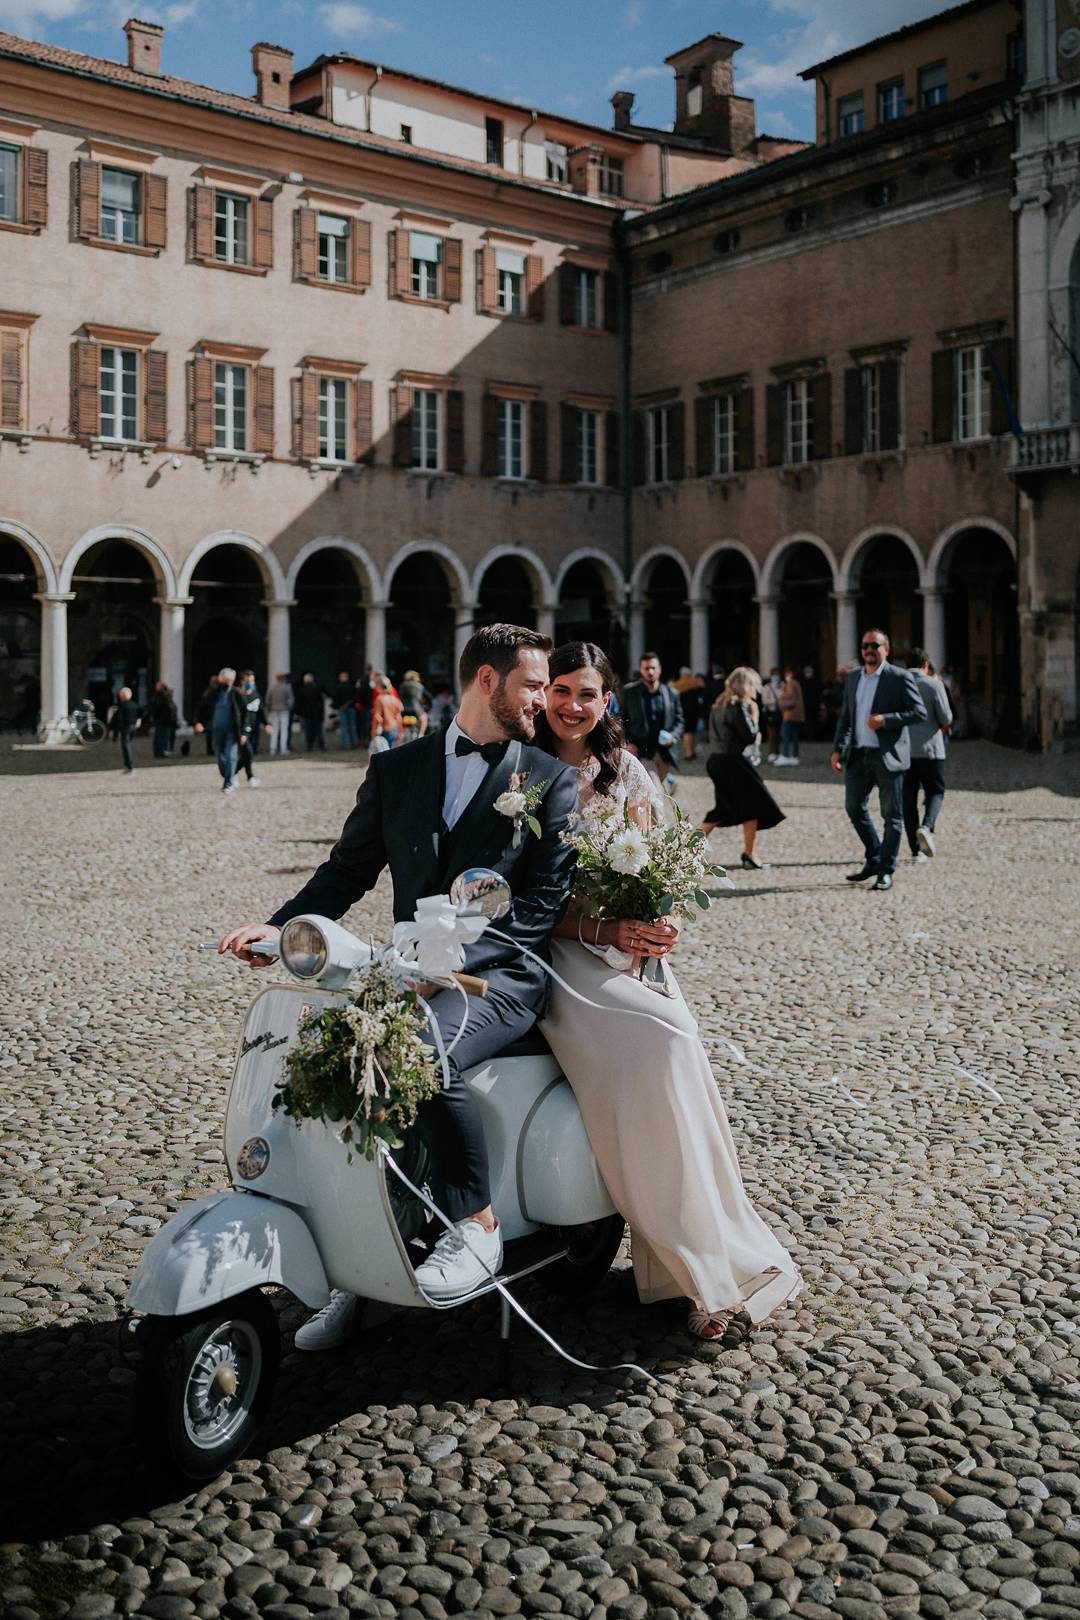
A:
317,212,349,283
498,398,526,479
713,394,736,475
577,408,599,486
0,141,19,224
412,387,441,470
919,62,948,109
214,361,248,452
575,268,599,328
647,405,670,484
955,344,991,442
545,140,569,184
99,346,139,442
496,249,525,316
597,155,624,198
101,166,140,245
410,231,442,300
861,364,881,453
214,190,249,265
878,79,905,122
319,375,350,462
784,379,812,465
838,93,865,137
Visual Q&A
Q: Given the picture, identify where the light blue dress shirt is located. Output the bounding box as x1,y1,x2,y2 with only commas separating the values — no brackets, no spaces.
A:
854,665,884,748
442,717,489,829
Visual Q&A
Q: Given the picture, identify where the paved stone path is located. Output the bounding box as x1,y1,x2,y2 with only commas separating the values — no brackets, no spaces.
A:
1,740,1078,1620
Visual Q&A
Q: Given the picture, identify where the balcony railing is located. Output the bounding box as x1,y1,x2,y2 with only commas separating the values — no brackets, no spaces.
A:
1009,425,1080,475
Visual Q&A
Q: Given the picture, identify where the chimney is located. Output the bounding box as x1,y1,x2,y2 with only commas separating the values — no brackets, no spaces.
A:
611,90,635,131
252,42,294,110
124,17,164,76
665,34,757,156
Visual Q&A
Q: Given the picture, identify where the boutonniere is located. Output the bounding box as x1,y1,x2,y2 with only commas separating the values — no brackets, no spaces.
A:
494,772,548,848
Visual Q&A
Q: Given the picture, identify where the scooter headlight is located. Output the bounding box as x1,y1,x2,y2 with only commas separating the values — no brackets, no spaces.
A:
280,918,329,979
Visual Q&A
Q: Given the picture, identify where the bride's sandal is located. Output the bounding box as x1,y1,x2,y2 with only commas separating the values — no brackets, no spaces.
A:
687,1306,738,1341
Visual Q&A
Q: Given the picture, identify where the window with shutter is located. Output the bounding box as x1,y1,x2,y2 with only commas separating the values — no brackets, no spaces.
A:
75,160,101,241
188,355,214,449
214,191,249,264
413,389,441,469
560,403,578,484
391,385,413,467
931,348,955,443
481,394,500,477
668,400,685,480
351,218,372,289
294,207,318,280
214,361,248,450
443,237,463,303
577,408,599,485
145,348,167,443
735,388,754,471
606,409,621,487
810,373,831,460
410,230,442,299
695,396,712,476
70,338,99,438
603,269,620,334
844,366,863,456
496,249,525,316
879,358,901,450
317,212,349,283
190,184,214,261
526,255,544,321
445,389,464,473
988,337,1014,436
292,371,318,458
1,329,23,429
955,344,991,440
530,398,547,482
144,172,167,250
252,199,274,270
498,398,525,478
646,406,670,483
253,365,274,454
0,143,20,223
355,379,374,463
765,383,784,466
559,262,577,326
319,375,349,461
24,148,47,228
101,167,140,245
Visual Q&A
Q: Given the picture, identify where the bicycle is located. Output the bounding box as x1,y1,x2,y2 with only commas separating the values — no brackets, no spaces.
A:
42,700,107,746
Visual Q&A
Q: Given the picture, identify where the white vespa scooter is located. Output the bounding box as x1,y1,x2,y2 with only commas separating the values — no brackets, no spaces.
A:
127,871,625,1482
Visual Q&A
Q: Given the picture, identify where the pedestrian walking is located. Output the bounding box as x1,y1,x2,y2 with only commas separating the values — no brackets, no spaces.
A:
700,667,785,869
672,667,706,761
237,670,270,788
149,680,178,758
428,684,457,731
356,666,375,748
194,674,220,755
777,666,805,764
621,652,684,794
370,673,403,747
400,669,430,740
193,666,246,794
904,648,953,863
266,672,293,756
830,629,927,891
332,670,360,749
295,673,327,753
111,685,140,775
761,670,782,761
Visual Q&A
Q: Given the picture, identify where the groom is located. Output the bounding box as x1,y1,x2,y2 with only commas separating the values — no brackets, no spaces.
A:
220,624,578,1342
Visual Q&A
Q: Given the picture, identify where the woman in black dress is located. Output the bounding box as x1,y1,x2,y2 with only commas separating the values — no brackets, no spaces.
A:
701,667,785,870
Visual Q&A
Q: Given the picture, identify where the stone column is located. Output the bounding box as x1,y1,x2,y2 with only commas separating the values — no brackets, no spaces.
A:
35,592,75,742
755,594,779,674
833,591,859,669
365,599,388,674
920,587,947,674
628,599,647,668
453,601,477,693
689,597,710,675
537,600,557,643
266,598,295,681
156,596,192,722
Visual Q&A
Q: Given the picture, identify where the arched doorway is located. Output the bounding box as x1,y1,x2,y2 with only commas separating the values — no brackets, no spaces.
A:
777,542,836,677
386,552,454,687
943,528,1019,740
642,557,689,674
292,550,366,689
556,560,624,670
476,557,536,628
186,545,267,714
0,535,42,730
853,535,922,661
68,538,159,714
705,550,757,674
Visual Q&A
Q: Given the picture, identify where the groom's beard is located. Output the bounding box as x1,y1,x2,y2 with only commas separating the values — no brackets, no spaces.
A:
490,679,537,743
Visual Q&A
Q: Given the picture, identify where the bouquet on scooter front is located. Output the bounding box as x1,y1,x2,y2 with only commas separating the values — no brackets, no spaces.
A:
273,960,440,1160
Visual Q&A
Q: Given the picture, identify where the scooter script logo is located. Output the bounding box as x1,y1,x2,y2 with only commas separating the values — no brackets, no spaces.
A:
240,1029,288,1059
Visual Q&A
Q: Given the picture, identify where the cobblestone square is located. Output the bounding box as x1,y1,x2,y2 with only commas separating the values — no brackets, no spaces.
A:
1,742,1078,1620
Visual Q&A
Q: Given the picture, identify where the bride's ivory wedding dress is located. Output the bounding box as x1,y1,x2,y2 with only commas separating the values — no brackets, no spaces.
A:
540,749,801,1320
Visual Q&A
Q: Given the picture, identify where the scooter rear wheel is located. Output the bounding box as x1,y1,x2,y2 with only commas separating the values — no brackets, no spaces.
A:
132,1288,280,1483
546,1213,626,1295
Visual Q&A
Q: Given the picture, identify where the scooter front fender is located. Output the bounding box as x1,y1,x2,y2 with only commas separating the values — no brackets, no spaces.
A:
127,1190,331,1317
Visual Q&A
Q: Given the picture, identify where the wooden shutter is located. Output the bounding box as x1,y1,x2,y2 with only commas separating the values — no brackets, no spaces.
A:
253,364,274,453
1,331,22,430
736,387,755,471
988,336,1014,435
75,159,101,241
390,228,411,298
605,409,621,487
294,206,317,280
669,401,685,480
354,378,374,463
632,409,646,485
443,237,462,303
603,269,621,334
446,389,465,473
810,372,831,460
931,349,954,443
481,393,500,476
145,348,167,443
879,358,901,451
188,355,214,449
142,172,167,249
294,370,319,459
351,217,372,290
559,262,576,325
479,245,498,313
529,399,547,482
765,382,783,465
695,395,713,477
560,403,578,483
526,254,544,320
70,338,99,437
252,198,274,269
190,184,214,261
844,366,863,456
391,384,413,467
24,148,48,228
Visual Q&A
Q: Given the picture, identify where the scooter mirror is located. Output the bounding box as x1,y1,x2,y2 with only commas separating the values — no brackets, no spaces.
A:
449,867,512,921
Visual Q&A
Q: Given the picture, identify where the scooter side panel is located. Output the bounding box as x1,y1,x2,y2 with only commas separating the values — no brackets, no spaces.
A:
127,1190,332,1315
517,1083,618,1226
464,1054,562,1241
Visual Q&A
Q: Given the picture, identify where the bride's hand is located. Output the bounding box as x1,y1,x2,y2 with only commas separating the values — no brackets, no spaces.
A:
602,918,679,957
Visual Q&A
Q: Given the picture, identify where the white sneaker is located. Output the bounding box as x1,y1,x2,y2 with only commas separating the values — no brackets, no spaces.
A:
913,850,929,863
247,776,261,789
414,1219,503,1301
294,1288,357,1351
222,782,237,795
768,754,780,764
916,825,936,857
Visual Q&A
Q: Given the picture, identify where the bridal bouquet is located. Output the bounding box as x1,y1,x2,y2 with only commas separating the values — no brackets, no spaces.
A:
273,961,440,1161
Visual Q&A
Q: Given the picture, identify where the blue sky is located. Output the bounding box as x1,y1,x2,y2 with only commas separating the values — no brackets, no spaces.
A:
0,0,951,141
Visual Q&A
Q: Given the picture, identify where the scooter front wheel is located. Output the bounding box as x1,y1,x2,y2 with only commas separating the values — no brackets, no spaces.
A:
132,1288,280,1483
546,1213,626,1296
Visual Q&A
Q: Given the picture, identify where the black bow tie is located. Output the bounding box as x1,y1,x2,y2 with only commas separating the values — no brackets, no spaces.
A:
455,735,507,766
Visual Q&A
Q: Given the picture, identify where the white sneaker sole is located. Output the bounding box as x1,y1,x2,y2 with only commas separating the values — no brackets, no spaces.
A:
916,827,935,856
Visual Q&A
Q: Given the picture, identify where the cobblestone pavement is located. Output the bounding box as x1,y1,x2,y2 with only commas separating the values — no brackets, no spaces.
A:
2,740,1079,1620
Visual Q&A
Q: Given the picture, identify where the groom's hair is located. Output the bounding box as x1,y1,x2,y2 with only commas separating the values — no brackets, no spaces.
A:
459,623,553,688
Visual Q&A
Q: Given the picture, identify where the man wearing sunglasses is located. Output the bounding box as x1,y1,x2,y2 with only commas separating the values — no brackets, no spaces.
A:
830,630,926,891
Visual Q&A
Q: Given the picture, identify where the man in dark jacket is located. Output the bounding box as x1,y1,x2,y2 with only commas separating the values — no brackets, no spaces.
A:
621,652,685,793
295,673,327,753
332,671,360,749
112,685,140,775
194,674,219,755
237,670,270,789
194,666,246,794
831,630,927,891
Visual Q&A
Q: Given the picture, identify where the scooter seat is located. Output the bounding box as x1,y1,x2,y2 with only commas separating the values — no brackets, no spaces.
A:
497,1028,554,1059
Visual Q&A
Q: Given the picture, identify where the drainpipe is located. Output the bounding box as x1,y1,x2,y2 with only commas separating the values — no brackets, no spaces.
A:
660,142,670,202
363,63,383,133
520,109,539,175
615,212,633,672
820,72,831,144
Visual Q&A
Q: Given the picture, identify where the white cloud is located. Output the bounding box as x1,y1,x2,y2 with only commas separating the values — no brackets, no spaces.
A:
0,0,200,36
758,106,800,136
319,2,399,37
606,62,668,93
624,0,643,27
0,0,87,31
739,0,948,98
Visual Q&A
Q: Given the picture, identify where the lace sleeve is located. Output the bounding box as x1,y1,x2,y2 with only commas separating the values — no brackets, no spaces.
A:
619,750,668,825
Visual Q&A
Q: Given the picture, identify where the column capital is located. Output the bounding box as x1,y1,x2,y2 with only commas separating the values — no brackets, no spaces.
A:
831,589,859,605
155,595,195,609
367,598,392,612
753,593,780,609
918,585,945,600
264,597,298,611
688,597,711,612
35,591,76,605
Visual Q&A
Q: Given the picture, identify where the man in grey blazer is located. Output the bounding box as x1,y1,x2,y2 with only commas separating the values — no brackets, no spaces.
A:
904,648,953,861
830,629,927,891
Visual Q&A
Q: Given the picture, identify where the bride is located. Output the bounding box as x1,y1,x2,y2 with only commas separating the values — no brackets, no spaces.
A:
535,642,801,1340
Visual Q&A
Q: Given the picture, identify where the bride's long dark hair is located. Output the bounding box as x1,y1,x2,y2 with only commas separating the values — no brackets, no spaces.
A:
535,641,625,796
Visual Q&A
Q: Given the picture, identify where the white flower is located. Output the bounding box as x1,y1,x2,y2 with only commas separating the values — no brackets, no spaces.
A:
608,826,649,876
494,790,527,819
